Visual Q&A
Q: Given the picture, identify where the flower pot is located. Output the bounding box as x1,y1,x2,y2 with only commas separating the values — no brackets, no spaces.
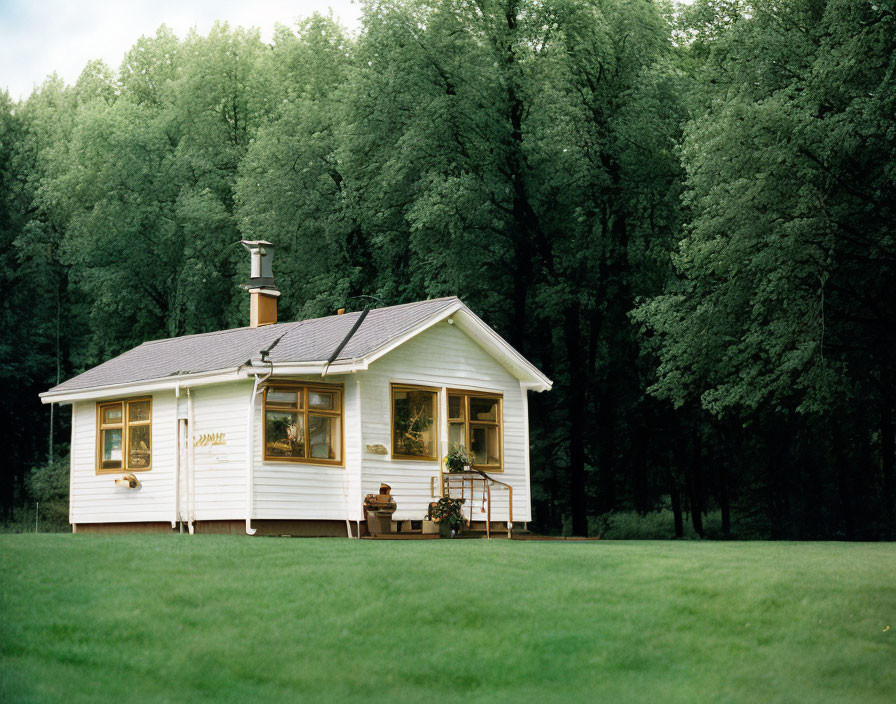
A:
366,510,395,536
375,510,395,533
366,515,382,536
422,519,438,535
439,521,453,538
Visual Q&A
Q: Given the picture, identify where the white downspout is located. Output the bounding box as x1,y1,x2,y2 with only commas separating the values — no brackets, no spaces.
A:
187,388,195,534
342,375,361,539
173,383,180,529
342,470,353,538
246,363,274,536
69,403,76,533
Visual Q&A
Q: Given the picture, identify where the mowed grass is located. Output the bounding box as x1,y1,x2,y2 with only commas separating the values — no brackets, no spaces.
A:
1,537,894,703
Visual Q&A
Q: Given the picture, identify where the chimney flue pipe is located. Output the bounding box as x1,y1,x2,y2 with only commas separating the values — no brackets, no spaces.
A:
241,240,280,327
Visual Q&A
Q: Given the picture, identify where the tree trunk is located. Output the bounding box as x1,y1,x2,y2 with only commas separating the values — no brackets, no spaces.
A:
509,236,533,352
564,306,588,536
689,428,705,536
499,2,542,353
833,420,855,540
768,421,791,539
718,455,731,538
669,468,684,539
676,427,704,537
596,392,616,515
879,357,895,536
632,421,650,515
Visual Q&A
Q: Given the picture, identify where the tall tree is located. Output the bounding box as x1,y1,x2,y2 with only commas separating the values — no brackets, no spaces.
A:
236,14,361,319
635,0,896,536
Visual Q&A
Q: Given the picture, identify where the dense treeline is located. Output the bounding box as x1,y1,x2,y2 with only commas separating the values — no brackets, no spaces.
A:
1,0,893,537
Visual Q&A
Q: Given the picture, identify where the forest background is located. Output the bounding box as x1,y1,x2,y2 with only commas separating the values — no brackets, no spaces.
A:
1,0,893,538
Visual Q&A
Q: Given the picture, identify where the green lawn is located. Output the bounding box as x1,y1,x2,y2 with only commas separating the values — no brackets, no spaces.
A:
1,536,894,703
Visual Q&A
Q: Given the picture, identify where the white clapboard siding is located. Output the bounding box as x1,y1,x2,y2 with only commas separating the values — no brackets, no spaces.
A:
190,381,252,521
252,375,364,521
68,320,535,527
358,320,532,522
69,392,177,524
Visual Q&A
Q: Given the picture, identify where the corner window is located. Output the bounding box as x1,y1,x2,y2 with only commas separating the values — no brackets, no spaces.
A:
264,384,343,465
448,391,502,470
96,398,152,473
391,385,438,461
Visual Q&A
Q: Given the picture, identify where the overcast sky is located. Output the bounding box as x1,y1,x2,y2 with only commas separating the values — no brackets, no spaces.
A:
0,0,364,101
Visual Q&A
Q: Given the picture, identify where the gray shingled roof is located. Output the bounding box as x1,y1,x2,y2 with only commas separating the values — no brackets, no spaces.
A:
48,297,460,394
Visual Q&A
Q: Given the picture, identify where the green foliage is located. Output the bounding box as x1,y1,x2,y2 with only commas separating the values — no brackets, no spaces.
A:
589,509,744,540
635,0,896,418
26,455,70,528
3,0,894,538
631,0,896,539
444,443,473,473
426,496,466,529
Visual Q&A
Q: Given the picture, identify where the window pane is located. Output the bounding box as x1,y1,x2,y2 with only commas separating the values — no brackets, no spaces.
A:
309,391,336,410
267,389,300,407
266,411,305,458
309,415,340,461
128,400,151,423
128,424,151,469
102,404,123,425
102,428,123,469
470,396,498,422
449,422,466,450
471,424,500,466
448,395,464,421
393,389,436,458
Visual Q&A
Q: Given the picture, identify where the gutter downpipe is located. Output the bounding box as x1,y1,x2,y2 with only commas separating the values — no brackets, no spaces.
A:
246,356,274,536
187,388,195,534
174,383,180,530
322,308,371,539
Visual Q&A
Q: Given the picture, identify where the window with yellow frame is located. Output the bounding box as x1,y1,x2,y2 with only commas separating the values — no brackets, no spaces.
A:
96,398,152,473
263,383,343,465
391,384,439,460
447,391,503,470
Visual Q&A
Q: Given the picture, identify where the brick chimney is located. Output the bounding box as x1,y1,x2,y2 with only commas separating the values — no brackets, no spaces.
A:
241,240,280,327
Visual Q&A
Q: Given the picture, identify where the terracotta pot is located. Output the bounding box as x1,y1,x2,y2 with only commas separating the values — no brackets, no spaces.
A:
374,510,395,533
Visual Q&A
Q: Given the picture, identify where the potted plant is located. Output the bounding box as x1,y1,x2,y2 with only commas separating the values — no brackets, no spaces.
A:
444,443,473,473
363,485,397,535
426,497,466,538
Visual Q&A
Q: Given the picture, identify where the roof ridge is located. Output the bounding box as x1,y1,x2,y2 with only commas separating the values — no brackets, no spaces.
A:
137,298,460,347
138,296,460,349
304,296,459,319
139,319,307,347
363,295,460,317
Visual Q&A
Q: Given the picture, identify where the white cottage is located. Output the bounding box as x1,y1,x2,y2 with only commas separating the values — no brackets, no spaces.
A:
40,242,552,536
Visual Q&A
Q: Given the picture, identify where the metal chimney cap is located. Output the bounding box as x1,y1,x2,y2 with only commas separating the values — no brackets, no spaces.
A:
241,239,275,251
242,240,277,288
